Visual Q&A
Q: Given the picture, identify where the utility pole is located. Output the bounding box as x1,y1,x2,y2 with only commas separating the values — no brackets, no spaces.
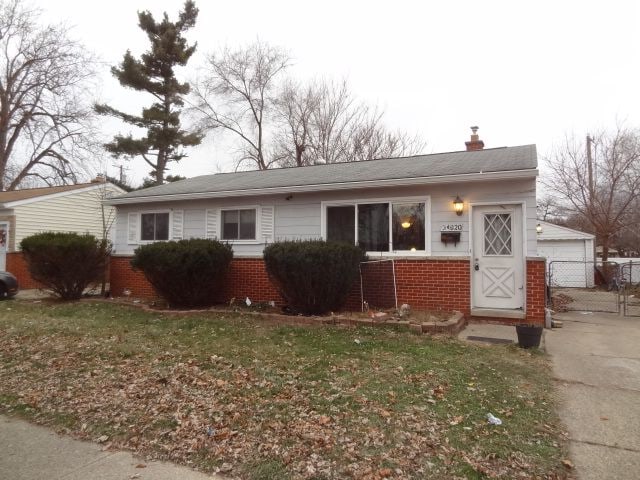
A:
112,163,127,184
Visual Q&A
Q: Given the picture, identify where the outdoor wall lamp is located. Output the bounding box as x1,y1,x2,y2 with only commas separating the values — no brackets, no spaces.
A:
453,196,464,216
536,223,543,234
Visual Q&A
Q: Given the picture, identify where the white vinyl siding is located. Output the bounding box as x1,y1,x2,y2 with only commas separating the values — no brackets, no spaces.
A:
12,185,122,249
112,178,537,258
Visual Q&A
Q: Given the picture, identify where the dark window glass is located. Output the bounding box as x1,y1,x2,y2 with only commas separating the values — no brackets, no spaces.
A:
239,209,256,239
222,210,239,240
155,213,169,240
140,212,170,241
222,209,256,240
392,203,425,251
358,203,389,252
141,214,155,241
327,206,355,244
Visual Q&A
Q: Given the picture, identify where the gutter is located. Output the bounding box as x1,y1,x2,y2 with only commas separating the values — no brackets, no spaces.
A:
105,168,538,206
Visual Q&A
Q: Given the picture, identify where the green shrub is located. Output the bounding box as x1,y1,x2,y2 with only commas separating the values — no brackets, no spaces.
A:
264,240,366,315
131,239,233,307
20,232,111,300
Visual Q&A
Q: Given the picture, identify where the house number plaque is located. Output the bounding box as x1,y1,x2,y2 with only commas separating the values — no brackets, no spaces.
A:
440,224,463,232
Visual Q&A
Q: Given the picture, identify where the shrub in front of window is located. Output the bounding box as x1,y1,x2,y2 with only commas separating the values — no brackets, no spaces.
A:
264,240,366,315
20,232,111,300
131,239,233,307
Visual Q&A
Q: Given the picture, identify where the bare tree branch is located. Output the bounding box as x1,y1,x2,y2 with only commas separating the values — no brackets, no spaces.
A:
542,125,640,260
191,40,290,171
0,0,97,191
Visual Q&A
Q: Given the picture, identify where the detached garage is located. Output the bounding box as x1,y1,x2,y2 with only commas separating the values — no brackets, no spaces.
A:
537,221,595,287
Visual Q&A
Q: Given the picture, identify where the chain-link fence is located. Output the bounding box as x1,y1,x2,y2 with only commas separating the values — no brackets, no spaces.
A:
548,260,621,313
620,262,640,317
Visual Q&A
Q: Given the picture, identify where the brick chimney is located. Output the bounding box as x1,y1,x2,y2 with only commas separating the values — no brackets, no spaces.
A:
465,126,484,151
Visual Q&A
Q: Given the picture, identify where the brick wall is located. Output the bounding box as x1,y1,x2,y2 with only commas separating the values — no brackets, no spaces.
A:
526,258,546,325
110,255,473,314
6,252,41,289
109,256,285,304
109,256,158,299
347,259,471,315
219,258,284,304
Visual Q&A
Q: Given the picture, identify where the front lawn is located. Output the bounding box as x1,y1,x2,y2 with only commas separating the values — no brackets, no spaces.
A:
0,301,568,479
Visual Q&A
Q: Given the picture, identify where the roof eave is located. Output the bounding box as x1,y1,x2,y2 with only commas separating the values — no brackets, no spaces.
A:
105,168,539,206
3,183,126,208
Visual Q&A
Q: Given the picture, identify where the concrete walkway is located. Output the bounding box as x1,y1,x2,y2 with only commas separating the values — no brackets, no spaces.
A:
0,416,219,480
545,312,640,480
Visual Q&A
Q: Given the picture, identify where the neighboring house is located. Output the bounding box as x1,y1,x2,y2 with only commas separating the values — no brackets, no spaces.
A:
0,179,124,286
106,130,546,325
537,220,595,288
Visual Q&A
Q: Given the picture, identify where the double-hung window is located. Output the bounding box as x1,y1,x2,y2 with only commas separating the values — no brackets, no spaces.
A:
140,212,169,241
221,209,257,240
326,199,428,253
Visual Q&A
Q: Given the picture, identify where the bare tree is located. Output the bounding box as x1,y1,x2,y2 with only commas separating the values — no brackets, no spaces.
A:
536,193,564,222
543,127,640,260
192,41,290,170
0,0,97,191
272,79,320,167
275,78,425,166
192,42,425,171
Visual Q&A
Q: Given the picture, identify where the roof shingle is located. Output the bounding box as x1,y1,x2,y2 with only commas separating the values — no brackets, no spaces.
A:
114,145,537,202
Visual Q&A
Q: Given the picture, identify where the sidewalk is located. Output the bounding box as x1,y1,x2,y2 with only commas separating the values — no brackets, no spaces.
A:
0,416,219,480
545,311,640,480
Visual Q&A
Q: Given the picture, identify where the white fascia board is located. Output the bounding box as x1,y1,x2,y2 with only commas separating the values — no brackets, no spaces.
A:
538,220,595,239
4,183,126,208
105,168,539,206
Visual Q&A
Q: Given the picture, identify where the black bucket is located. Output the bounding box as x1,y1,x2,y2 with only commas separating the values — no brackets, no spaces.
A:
516,325,543,348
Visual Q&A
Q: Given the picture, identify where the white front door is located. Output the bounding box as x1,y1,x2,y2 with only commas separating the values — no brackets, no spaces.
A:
0,222,7,271
472,205,524,309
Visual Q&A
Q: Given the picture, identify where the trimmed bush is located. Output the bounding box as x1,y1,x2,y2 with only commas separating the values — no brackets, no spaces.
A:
131,239,233,307
264,240,366,315
20,232,111,300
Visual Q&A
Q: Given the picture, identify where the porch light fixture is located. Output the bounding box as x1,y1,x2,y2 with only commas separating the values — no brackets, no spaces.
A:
453,196,464,216
536,223,543,234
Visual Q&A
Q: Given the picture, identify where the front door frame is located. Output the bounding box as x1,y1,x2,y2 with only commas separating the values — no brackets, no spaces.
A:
469,202,527,311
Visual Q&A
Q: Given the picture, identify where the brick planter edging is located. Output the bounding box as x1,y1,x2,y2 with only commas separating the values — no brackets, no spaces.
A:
84,298,465,336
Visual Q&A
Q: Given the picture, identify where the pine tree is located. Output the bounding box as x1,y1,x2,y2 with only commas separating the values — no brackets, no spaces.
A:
95,1,202,186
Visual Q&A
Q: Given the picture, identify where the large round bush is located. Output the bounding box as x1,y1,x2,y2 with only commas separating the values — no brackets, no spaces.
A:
131,239,233,307
20,232,111,300
264,240,366,315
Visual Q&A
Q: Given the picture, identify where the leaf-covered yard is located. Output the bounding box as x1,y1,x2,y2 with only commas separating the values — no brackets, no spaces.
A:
0,301,568,479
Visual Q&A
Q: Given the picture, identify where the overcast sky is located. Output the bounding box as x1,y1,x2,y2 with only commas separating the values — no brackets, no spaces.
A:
38,0,640,185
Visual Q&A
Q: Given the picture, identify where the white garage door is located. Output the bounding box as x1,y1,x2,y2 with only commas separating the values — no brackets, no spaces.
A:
538,239,594,287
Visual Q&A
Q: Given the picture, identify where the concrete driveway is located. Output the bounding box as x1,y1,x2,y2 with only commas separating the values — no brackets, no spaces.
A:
545,312,640,480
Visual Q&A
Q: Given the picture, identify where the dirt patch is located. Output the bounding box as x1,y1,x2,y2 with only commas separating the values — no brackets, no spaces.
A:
551,293,573,312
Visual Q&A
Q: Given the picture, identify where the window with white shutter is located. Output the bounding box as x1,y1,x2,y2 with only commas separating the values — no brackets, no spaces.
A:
260,206,274,243
172,210,184,240
205,209,218,239
127,213,138,244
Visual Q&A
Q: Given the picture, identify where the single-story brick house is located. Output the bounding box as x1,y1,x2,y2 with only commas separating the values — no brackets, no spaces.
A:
106,130,545,324
0,179,124,287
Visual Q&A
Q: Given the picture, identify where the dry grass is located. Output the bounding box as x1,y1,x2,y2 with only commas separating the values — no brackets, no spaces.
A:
0,300,569,479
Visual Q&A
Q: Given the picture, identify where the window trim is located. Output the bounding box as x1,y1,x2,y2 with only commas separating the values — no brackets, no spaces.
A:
321,196,431,256
219,205,261,244
137,210,172,243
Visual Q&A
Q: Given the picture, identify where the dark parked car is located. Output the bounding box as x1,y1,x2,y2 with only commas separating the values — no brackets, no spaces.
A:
0,271,19,299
